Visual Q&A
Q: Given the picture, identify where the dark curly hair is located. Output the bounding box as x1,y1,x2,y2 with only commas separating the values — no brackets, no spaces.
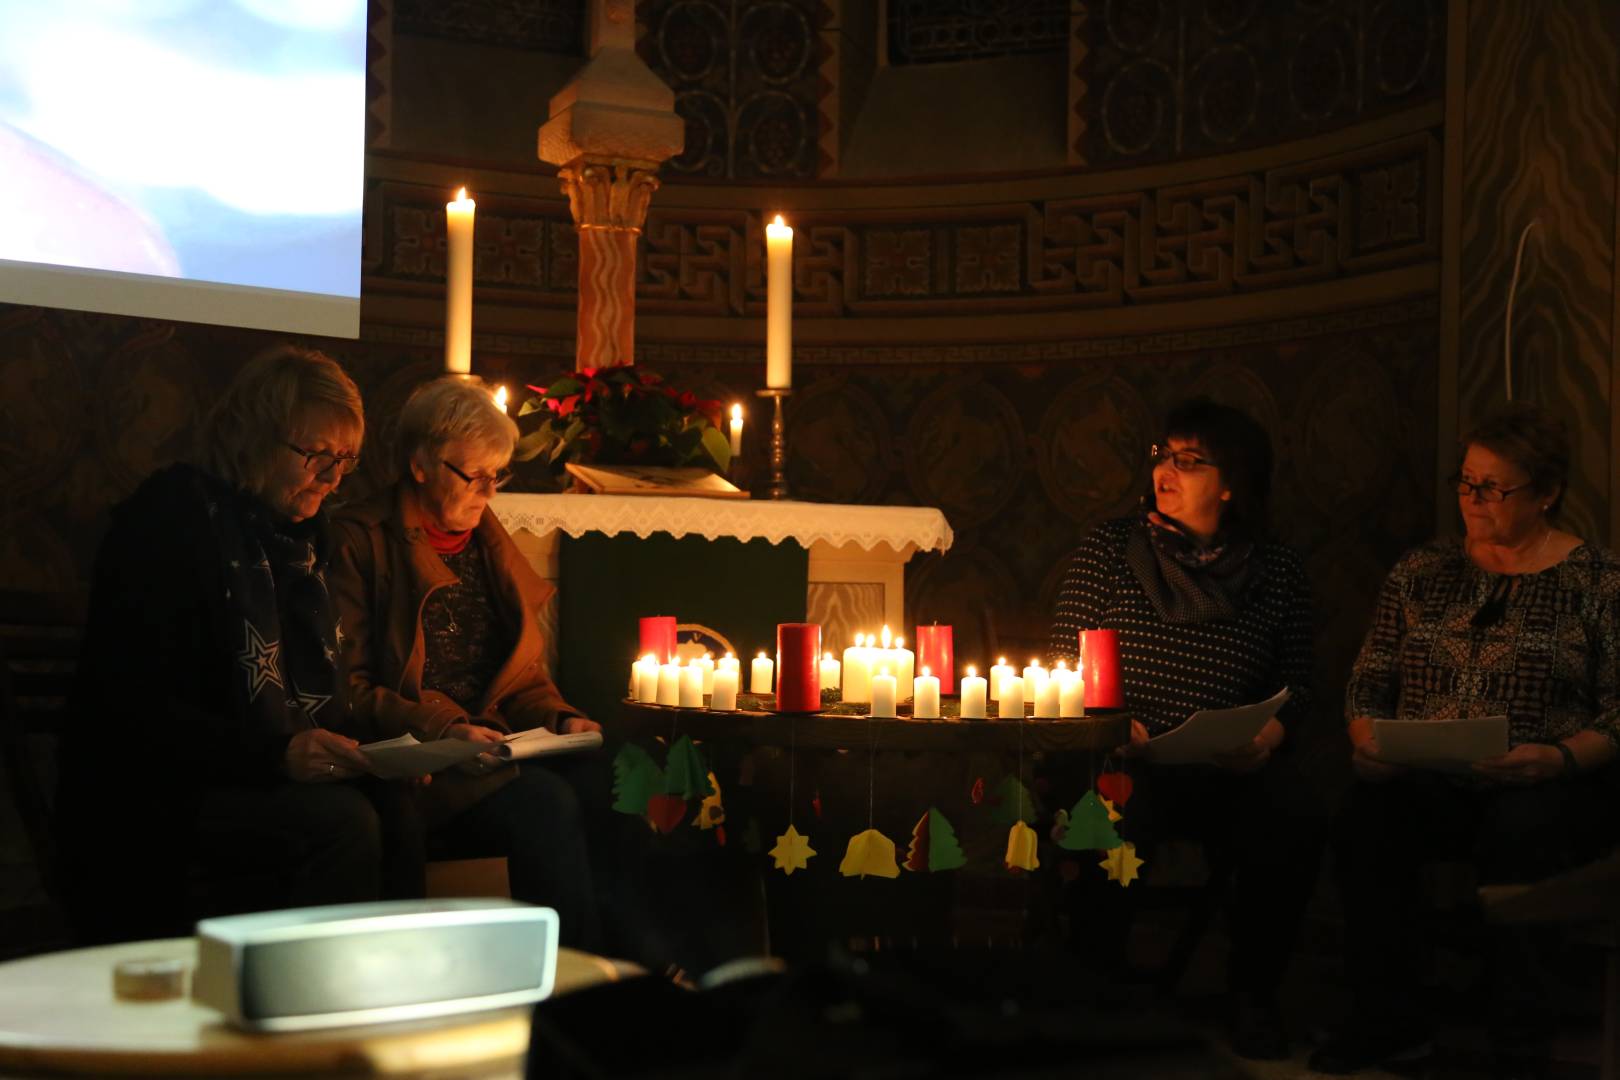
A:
1153,397,1274,540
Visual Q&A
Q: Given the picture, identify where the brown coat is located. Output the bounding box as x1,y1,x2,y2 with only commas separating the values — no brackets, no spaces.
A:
330,484,579,821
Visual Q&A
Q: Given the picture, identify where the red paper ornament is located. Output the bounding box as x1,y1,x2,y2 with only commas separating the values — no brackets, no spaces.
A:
1097,771,1134,806
646,794,687,833
970,777,985,805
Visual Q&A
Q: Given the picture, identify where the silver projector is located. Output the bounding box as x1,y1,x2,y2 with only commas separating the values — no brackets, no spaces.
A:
193,899,559,1031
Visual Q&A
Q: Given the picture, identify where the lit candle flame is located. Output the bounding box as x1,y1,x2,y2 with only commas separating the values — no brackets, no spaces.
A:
896,636,905,648
455,186,467,201
493,384,509,413
731,403,743,422
998,656,1007,666
757,651,767,659
824,652,833,661
724,651,734,660
921,666,931,678
880,625,892,648
966,665,977,678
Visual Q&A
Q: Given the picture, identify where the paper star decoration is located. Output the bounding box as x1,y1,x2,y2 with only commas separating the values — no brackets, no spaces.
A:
839,828,900,879
1004,820,1039,872
1059,791,1121,852
1099,842,1145,887
694,771,725,830
770,824,816,875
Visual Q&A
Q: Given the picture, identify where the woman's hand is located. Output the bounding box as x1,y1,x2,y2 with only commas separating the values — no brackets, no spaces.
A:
446,722,508,775
1348,717,1403,783
1115,719,1150,757
286,728,371,783
1473,744,1563,785
1213,718,1285,773
563,715,602,735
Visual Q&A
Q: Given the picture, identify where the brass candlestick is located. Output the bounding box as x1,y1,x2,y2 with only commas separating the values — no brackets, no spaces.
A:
755,388,791,500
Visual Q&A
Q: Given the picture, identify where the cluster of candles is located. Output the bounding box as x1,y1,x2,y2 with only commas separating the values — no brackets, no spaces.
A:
631,652,743,711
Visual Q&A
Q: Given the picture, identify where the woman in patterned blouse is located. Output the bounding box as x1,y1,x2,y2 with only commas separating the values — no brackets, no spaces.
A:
1310,405,1620,1075
1048,398,1320,1062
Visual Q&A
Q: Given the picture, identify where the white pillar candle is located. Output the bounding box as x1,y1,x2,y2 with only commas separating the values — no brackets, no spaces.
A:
656,662,681,706
893,635,915,702
842,634,874,703
960,666,987,719
989,658,1016,702
819,652,842,693
1059,667,1085,718
765,215,793,389
696,653,716,695
1022,661,1048,704
718,652,740,675
710,667,739,711
998,674,1024,719
1034,673,1061,718
444,187,475,374
679,664,705,708
913,667,940,719
751,651,775,694
729,404,743,458
870,672,897,718
633,654,659,702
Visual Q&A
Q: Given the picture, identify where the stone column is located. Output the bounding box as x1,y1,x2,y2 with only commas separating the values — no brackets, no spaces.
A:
539,0,683,371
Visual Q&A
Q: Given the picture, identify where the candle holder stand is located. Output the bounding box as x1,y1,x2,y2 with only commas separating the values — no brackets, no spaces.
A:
755,388,791,501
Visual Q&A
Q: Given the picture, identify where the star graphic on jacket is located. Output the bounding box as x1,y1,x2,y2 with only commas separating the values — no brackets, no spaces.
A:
238,620,283,701
322,643,336,663
295,691,332,719
254,556,274,581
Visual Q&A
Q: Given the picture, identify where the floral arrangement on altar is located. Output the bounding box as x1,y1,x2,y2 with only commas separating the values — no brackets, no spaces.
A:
515,366,732,474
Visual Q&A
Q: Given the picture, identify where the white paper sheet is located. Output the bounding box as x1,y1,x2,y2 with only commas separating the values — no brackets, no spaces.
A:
1372,716,1509,771
360,733,488,779
1145,688,1292,765
494,728,604,761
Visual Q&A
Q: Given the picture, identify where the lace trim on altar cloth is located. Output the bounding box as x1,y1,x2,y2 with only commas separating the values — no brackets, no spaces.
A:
491,494,953,553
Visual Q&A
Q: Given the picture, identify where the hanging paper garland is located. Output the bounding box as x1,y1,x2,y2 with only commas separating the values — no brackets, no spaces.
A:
1004,820,1039,872
663,734,714,800
839,828,900,878
1059,791,1121,851
903,807,967,872
1099,842,1145,887
770,824,816,875
1096,771,1134,807
988,775,1040,825
611,744,662,815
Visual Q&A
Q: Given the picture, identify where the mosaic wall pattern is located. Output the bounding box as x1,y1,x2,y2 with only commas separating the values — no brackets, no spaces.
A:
887,0,1070,65
636,0,832,179
1081,0,1445,165
393,0,584,53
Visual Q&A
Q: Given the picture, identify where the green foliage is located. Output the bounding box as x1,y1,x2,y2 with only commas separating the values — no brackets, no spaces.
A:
515,366,732,473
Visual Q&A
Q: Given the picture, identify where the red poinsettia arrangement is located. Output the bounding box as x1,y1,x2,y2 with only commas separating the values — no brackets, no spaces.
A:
516,365,731,472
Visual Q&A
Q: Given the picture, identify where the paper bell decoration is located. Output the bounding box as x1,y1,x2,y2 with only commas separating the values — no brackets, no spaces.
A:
1004,820,1039,871
839,828,900,879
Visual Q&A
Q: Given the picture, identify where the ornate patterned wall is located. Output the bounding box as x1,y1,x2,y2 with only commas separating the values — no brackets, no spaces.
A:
393,0,585,53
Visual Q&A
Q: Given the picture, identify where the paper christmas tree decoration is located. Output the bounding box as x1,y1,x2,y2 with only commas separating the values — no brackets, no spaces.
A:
611,744,662,815
903,807,967,872
1059,791,1121,851
694,771,725,830
1096,771,1134,807
1099,842,1145,886
1004,820,1039,871
839,828,900,879
770,824,816,875
989,775,1039,825
663,734,714,799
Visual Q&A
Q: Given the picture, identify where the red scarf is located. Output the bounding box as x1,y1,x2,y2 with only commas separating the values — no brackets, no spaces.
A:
423,521,472,555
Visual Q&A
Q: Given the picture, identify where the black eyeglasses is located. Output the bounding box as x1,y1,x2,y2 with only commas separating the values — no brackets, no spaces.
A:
285,441,360,478
1450,474,1532,504
1150,443,1216,472
441,459,513,493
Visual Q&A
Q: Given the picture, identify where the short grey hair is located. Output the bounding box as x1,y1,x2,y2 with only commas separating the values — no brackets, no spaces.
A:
197,344,364,498
397,377,518,474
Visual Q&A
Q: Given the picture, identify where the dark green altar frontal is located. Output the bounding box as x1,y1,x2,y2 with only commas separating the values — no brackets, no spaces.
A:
557,533,808,723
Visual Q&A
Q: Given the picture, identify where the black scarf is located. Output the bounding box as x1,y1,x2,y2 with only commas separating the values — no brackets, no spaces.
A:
199,472,347,739
1125,511,1260,624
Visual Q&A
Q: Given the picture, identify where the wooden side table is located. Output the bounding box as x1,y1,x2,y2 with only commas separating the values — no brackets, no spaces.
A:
0,938,632,1077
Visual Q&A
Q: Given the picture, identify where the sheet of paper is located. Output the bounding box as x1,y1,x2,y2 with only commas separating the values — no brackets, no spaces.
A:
1373,716,1508,771
494,728,604,761
360,734,488,779
1145,687,1292,765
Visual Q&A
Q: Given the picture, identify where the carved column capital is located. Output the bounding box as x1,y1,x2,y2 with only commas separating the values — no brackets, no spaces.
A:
557,159,662,233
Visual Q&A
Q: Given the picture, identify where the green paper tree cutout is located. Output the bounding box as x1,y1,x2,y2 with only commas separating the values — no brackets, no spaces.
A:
611,744,662,815
904,807,968,872
989,775,1040,825
663,734,714,799
1059,791,1121,851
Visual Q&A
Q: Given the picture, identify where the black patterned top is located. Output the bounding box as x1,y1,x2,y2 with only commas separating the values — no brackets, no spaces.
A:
1048,517,1314,736
421,537,512,713
1346,539,1620,749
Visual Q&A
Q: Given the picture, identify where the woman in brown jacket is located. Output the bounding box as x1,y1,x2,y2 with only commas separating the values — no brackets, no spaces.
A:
331,377,600,947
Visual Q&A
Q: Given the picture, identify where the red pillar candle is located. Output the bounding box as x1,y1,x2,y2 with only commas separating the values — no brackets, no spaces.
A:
639,616,677,664
1079,629,1123,709
914,624,955,695
775,623,821,713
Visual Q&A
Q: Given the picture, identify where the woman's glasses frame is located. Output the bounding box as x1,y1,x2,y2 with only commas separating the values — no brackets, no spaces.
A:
1149,443,1216,472
284,440,360,478
441,458,513,493
1449,474,1532,504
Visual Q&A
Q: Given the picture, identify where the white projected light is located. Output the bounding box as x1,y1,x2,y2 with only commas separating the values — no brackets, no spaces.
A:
0,1,367,337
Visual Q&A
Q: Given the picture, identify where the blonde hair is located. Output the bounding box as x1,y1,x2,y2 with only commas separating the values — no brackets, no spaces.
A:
397,377,518,475
198,344,364,497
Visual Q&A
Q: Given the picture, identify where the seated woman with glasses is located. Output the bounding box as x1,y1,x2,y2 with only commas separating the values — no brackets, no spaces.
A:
57,345,424,943
1309,405,1620,1075
330,377,601,948
1047,397,1320,1061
